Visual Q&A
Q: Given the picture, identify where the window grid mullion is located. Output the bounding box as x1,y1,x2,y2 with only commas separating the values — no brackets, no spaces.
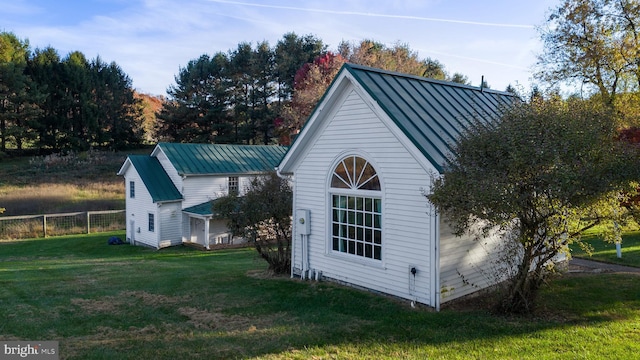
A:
331,156,381,261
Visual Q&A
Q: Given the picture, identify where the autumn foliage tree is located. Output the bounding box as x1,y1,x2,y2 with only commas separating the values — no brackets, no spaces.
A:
277,52,346,144
277,40,471,142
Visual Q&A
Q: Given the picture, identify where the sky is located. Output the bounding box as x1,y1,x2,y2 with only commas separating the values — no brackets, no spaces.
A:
1,0,560,96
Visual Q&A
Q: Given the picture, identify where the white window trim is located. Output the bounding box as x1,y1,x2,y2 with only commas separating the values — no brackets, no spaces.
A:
325,153,385,266
148,212,155,233
228,176,239,194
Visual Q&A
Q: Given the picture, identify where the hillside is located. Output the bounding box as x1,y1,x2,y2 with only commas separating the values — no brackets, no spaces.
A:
0,148,151,216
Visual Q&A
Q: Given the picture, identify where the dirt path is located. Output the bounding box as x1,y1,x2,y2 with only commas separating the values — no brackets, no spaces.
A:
569,258,640,274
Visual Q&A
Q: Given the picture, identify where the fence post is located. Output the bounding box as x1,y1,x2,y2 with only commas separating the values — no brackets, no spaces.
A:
87,211,91,234
43,215,47,238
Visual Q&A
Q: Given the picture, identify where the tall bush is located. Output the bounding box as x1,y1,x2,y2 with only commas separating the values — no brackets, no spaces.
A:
214,172,292,274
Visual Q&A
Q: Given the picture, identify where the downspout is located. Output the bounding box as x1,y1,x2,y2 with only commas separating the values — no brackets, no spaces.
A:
276,166,297,278
433,208,441,312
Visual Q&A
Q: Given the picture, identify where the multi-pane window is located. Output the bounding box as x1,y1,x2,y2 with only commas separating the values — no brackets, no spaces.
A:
148,213,155,232
129,181,135,198
332,195,382,260
330,155,382,260
228,176,239,194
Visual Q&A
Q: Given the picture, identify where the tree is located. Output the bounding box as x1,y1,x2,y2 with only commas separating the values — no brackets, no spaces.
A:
27,46,65,151
90,57,144,149
251,41,276,144
450,72,470,85
136,92,164,144
277,40,459,142
158,33,325,145
213,172,292,274
157,53,232,143
0,32,42,152
227,42,254,143
61,51,94,151
1,31,144,153
338,39,449,79
277,51,346,144
536,0,640,106
274,32,326,103
427,96,640,314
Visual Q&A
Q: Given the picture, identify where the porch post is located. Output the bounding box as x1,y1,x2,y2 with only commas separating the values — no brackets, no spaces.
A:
204,217,210,250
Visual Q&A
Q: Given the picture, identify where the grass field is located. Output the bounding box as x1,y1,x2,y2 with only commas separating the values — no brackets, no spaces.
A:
0,149,150,216
571,231,640,267
1,232,639,359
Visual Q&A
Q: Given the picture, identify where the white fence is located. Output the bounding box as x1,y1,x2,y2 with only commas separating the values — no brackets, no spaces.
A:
0,210,125,240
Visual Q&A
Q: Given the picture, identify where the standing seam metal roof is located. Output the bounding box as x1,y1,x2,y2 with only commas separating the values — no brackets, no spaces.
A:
343,63,515,173
182,199,220,216
127,155,183,203
158,143,289,175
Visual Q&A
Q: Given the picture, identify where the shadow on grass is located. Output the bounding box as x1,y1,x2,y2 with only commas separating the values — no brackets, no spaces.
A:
1,232,638,359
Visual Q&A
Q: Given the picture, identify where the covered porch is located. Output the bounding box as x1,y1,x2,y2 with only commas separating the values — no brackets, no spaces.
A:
182,200,242,250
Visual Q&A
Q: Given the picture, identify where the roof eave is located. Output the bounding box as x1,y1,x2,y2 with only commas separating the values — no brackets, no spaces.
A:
117,158,132,176
179,171,272,177
154,198,183,204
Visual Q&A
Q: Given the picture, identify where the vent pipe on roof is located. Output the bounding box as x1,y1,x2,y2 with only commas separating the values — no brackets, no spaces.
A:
480,75,485,92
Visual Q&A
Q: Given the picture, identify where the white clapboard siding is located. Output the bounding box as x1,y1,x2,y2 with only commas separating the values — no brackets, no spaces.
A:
158,202,183,247
181,213,191,243
293,86,436,305
438,219,509,302
123,166,159,248
182,176,227,208
181,175,256,209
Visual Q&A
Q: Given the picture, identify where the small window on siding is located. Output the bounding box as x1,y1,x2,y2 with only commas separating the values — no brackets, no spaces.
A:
129,181,135,198
148,213,155,232
228,176,239,194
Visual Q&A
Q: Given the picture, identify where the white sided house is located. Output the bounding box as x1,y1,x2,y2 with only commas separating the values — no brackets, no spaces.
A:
118,143,288,249
277,64,516,310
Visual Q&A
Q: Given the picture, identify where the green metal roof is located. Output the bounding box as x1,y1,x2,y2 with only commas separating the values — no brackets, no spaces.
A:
343,63,516,173
157,143,288,176
183,199,218,216
127,155,183,203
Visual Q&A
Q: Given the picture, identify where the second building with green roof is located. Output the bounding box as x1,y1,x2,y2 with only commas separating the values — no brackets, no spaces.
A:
118,143,288,249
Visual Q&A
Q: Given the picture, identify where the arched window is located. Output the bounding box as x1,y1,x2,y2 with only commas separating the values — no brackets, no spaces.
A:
331,156,380,190
330,155,382,260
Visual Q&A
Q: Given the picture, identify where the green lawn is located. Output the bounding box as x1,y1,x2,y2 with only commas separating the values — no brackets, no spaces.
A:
1,232,639,359
571,230,640,267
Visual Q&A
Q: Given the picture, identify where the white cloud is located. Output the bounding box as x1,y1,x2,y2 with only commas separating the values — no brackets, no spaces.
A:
0,0,558,95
